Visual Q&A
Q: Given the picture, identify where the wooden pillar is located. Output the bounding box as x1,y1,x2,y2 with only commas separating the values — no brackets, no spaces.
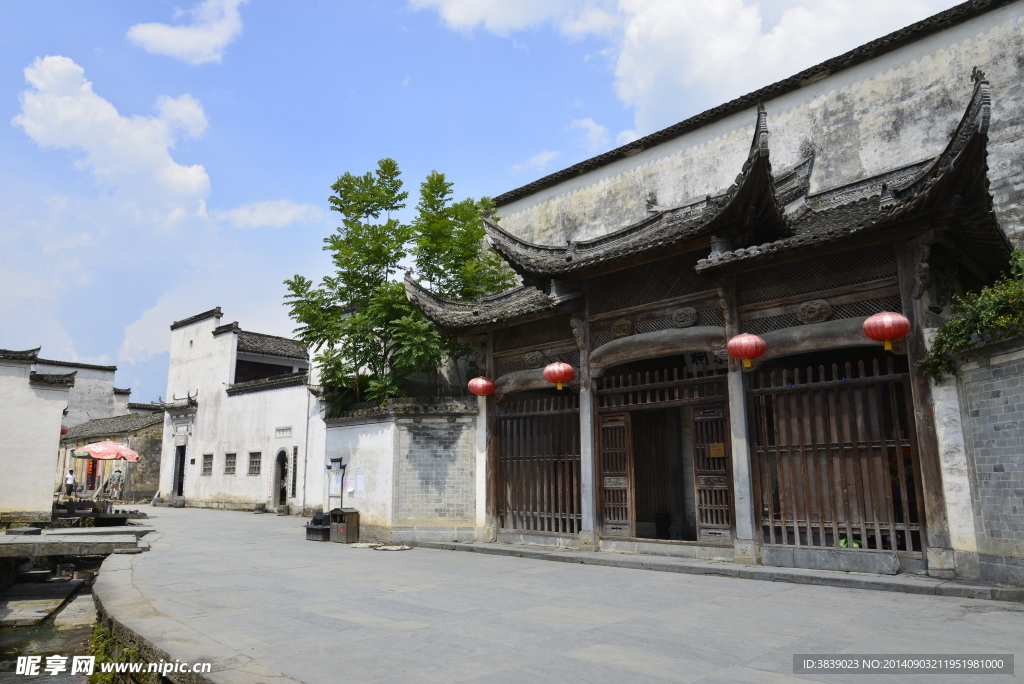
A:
718,275,758,561
896,236,954,578
573,308,599,550
481,332,499,541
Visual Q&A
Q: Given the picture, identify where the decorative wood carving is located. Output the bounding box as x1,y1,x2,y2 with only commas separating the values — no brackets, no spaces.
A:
670,307,698,328
524,350,545,368
913,244,930,299
611,318,634,338
796,299,832,324
890,338,908,355
758,317,883,362
494,368,580,395
589,326,727,376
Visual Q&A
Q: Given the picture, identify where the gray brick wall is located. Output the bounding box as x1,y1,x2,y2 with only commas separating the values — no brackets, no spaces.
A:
395,418,475,526
958,339,1024,582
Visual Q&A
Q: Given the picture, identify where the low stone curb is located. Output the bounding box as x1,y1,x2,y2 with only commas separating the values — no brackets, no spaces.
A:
408,540,1024,603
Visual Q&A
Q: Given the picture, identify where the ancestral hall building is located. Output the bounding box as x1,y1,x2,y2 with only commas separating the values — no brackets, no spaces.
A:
406,0,1024,580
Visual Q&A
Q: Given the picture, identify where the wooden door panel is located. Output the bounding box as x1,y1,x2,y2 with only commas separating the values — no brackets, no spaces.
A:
693,405,733,542
599,413,632,537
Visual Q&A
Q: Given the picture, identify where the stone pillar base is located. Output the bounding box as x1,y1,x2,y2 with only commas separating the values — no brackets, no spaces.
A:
927,547,956,579
953,550,980,580
476,526,497,543
733,538,759,564
578,530,599,552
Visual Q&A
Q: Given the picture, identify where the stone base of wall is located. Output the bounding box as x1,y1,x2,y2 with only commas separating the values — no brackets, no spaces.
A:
977,552,1024,585
0,511,51,525
392,525,476,543
600,539,735,561
497,531,580,549
761,546,904,575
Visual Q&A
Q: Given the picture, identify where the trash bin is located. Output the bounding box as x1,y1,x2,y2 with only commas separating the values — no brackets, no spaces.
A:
305,511,331,542
329,508,359,543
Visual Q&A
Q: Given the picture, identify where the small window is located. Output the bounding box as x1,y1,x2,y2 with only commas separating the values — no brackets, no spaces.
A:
202,454,213,476
224,453,236,475
275,426,292,438
248,452,262,476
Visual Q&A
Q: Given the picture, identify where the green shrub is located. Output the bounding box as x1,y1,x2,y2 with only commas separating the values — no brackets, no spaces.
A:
919,251,1024,380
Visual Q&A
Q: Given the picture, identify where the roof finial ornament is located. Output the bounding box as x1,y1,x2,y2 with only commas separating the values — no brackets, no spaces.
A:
971,66,986,84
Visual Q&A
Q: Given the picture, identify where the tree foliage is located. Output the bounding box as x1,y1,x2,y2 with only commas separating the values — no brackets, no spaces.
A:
919,250,1024,380
285,160,514,410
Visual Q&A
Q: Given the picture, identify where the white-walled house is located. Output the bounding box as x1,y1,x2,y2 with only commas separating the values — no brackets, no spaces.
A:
157,308,325,514
0,348,74,523
33,358,122,428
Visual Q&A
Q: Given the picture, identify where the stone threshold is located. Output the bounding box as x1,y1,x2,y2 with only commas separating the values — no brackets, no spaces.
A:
409,540,1024,603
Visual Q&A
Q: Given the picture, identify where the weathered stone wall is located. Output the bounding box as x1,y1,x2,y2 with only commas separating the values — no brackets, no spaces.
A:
394,417,476,532
958,337,1024,585
497,3,1024,249
128,423,163,500
325,406,478,543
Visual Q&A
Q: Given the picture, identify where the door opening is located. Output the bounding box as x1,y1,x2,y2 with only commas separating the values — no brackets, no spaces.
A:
275,450,288,506
173,445,186,497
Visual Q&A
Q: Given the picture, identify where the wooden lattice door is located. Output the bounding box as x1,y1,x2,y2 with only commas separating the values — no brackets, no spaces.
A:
599,413,632,537
693,405,733,542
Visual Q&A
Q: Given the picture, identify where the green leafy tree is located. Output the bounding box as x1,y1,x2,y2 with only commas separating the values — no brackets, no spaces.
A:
411,171,514,300
285,161,513,411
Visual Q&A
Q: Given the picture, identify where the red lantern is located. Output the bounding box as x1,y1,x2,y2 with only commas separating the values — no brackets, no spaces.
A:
727,333,767,368
467,377,495,397
543,362,575,390
60,425,69,436
863,311,911,351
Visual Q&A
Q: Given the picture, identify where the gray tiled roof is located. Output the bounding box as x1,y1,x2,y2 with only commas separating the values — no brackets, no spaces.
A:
226,371,309,396
405,276,582,332
170,307,222,331
36,358,117,372
484,105,796,281
63,412,164,441
236,331,308,360
29,371,76,387
0,348,41,362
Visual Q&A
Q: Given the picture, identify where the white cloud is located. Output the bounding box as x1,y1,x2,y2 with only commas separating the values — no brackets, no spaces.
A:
410,0,618,37
414,0,961,134
156,94,208,138
570,117,610,152
214,200,323,230
12,56,210,206
511,150,561,174
127,0,247,65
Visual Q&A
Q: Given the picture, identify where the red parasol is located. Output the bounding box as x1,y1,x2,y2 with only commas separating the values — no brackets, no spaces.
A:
73,441,141,462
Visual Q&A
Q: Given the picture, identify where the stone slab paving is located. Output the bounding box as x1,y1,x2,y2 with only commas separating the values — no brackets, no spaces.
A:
0,580,83,627
95,507,1024,684
53,592,98,630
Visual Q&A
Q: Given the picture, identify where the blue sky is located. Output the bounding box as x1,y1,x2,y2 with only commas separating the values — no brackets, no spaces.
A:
0,0,960,401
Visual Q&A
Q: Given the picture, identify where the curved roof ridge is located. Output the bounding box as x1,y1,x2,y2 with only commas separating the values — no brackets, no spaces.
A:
483,105,795,280
404,273,581,331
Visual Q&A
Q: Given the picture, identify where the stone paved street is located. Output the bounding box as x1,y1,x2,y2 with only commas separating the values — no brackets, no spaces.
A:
96,508,1024,684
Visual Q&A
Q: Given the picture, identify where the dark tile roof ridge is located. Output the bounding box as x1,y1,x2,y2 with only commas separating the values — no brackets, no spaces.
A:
0,347,41,362
35,357,118,371
113,387,131,395
404,274,578,330
29,370,76,387
213,321,241,336
63,411,164,440
236,329,308,360
237,329,303,344
226,370,309,396
170,306,223,331
127,402,163,411
493,0,1010,207
485,105,795,278
696,77,1002,273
